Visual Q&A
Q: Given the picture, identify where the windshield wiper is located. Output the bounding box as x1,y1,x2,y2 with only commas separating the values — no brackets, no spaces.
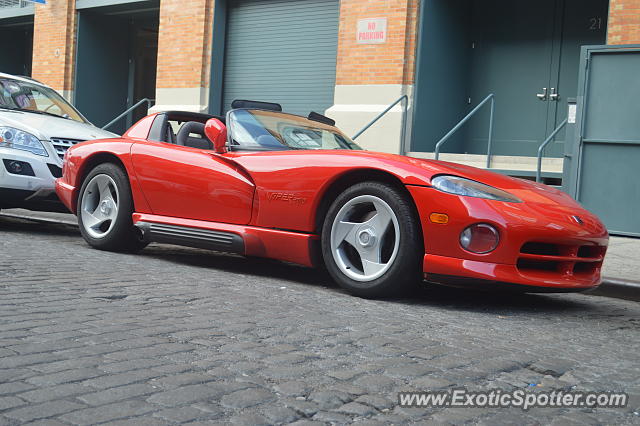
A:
0,106,69,120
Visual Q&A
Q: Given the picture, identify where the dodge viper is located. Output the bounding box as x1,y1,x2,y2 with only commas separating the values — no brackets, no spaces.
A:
55,100,608,297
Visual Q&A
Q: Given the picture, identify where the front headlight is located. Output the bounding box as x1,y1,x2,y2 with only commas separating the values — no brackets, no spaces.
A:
431,175,521,203
0,126,48,157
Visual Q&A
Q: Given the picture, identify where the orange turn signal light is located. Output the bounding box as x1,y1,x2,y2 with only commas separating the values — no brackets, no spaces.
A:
429,213,449,224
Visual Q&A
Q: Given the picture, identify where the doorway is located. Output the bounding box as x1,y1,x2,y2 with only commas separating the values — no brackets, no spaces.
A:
0,17,33,76
75,1,159,134
412,0,609,157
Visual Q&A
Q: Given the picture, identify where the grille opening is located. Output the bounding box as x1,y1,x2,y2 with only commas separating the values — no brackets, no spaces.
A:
520,242,560,256
517,258,559,272
50,138,83,160
574,262,598,275
577,245,603,258
47,164,62,178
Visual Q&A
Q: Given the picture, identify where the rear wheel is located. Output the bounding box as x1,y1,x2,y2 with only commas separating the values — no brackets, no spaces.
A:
77,163,146,252
321,181,423,298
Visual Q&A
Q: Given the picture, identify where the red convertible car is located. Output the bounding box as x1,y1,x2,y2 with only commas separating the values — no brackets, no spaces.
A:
55,101,608,297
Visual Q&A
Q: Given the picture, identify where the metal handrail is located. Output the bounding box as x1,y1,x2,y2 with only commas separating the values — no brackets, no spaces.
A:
352,95,409,154
536,117,568,183
102,98,154,130
435,94,495,168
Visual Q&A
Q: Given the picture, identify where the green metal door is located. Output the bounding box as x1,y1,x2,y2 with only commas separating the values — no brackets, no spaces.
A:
75,12,130,134
222,0,339,115
570,46,640,236
466,0,557,157
547,0,609,154
465,0,607,157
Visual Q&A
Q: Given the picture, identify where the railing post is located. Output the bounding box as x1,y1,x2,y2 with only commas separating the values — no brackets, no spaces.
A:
486,96,495,168
536,118,568,183
536,151,544,183
399,96,409,156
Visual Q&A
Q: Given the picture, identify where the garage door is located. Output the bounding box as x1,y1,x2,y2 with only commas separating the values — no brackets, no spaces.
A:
222,0,339,116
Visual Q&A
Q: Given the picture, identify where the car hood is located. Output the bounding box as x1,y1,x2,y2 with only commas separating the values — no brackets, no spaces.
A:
0,110,118,141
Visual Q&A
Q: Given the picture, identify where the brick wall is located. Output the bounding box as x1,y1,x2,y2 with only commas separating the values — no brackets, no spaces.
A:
31,0,76,95
156,0,214,89
608,0,640,44
335,0,419,86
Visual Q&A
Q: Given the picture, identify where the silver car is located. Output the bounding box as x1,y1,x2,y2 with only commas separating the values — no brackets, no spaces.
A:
0,73,117,212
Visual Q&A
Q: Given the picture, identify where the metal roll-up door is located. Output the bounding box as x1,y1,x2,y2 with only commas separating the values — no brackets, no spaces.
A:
222,0,339,115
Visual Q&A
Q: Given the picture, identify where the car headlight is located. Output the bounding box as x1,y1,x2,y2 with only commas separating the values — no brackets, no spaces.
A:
431,175,521,203
0,126,48,157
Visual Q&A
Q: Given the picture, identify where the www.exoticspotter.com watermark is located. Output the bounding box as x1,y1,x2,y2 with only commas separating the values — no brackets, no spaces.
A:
398,389,628,411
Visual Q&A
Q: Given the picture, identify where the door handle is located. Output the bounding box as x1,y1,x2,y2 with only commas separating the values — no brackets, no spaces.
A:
537,88,547,101
550,88,559,101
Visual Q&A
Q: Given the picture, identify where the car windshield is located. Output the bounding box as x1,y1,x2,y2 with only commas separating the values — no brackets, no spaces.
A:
0,78,86,123
227,109,361,151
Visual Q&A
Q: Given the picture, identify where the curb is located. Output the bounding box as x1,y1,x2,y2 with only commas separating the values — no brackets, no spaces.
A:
586,278,640,302
0,211,78,227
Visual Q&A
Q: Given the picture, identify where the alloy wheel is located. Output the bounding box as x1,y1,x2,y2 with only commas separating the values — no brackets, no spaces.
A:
330,195,400,282
80,174,120,239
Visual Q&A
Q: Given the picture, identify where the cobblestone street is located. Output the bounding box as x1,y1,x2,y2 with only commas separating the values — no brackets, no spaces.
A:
0,215,638,425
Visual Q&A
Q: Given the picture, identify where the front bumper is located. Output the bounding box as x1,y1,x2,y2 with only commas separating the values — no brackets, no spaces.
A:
55,179,76,214
407,185,608,291
0,146,65,210
423,254,602,291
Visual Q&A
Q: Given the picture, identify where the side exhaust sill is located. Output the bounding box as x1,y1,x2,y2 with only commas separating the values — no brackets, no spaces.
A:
135,221,245,254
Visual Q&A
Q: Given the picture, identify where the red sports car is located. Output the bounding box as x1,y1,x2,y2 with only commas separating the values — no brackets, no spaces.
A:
55,101,608,297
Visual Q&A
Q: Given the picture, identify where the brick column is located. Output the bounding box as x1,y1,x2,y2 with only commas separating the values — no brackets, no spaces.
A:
152,0,215,113
608,0,640,44
326,0,418,154
31,0,76,102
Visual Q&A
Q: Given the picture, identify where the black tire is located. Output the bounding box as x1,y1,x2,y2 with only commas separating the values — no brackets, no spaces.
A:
77,162,147,252
321,181,423,298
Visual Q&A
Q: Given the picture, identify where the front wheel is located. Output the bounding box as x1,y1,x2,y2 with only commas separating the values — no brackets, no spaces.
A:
77,163,146,252
321,181,423,298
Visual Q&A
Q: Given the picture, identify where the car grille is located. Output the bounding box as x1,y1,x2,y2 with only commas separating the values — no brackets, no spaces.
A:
516,242,607,277
50,138,84,160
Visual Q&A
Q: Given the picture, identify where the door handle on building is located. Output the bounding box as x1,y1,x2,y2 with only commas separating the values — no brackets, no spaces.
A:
537,88,548,101
550,88,559,101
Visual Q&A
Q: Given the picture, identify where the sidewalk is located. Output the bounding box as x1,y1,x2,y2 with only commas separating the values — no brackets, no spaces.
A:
1,208,638,296
601,236,640,283
592,235,640,301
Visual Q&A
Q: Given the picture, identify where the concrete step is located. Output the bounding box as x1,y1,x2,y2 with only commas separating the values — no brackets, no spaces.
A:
407,152,563,174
